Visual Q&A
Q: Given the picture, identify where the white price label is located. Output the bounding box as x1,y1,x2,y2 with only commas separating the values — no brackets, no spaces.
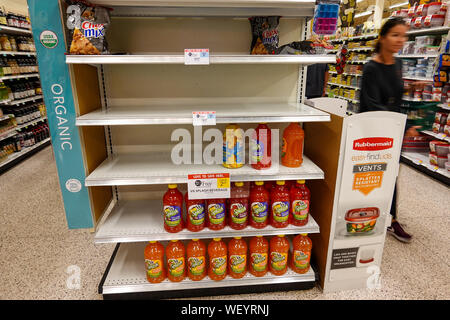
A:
427,164,439,172
436,133,447,140
412,158,423,165
192,111,216,126
184,49,210,65
187,173,230,200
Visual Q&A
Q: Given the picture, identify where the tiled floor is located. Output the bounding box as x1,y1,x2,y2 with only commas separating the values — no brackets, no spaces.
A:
0,146,449,300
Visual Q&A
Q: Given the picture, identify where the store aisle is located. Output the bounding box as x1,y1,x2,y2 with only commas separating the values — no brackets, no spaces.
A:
0,146,448,300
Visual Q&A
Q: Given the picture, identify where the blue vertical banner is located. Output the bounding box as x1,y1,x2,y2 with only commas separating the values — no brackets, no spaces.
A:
28,0,94,229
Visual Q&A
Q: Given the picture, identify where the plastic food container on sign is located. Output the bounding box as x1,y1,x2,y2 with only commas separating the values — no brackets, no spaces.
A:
423,14,445,28
435,142,449,157
413,17,423,29
345,207,380,234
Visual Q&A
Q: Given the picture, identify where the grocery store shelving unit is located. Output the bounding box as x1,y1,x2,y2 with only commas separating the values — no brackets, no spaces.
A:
399,26,450,186
33,0,388,298
0,22,49,174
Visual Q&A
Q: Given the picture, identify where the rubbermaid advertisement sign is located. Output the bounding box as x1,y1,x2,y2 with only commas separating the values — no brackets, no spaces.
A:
324,112,406,292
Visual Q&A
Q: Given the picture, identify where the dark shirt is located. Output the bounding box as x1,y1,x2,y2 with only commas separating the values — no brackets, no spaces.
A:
359,58,404,114
306,63,329,99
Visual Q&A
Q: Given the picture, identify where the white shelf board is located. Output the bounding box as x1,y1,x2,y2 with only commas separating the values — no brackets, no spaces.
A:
401,151,450,179
406,26,450,36
94,199,320,243
102,241,316,295
403,76,434,82
76,102,330,126
397,54,438,59
0,25,32,35
331,34,378,43
0,73,39,81
4,95,43,106
327,82,359,90
0,114,13,122
0,51,36,56
421,130,450,143
0,128,17,142
66,54,336,65
0,138,51,168
15,116,47,131
329,71,362,77
85,152,325,186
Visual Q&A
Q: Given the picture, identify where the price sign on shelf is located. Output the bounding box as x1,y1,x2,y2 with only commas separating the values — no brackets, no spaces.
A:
187,173,230,200
192,111,216,126
184,48,210,65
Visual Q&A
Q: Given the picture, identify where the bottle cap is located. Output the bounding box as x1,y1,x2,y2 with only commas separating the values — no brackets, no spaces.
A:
168,184,177,189
301,233,307,236
255,181,264,186
235,182,244,187
192,239,199,241
297,180,305,184
170,240,178,242
234,236,242,239
278,235,285,237
276,180,285,185
256,235,263,238
213,238,221,241
149,241,157,244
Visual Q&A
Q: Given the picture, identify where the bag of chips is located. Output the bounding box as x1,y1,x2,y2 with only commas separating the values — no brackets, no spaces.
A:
65,0,110,55
249,16,280,55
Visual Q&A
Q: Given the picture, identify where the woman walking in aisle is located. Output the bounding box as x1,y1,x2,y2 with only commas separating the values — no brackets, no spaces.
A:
360,17,419,243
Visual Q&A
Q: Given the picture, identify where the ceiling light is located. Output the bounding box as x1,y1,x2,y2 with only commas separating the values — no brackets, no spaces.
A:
389,1,409,9
355,10,373,18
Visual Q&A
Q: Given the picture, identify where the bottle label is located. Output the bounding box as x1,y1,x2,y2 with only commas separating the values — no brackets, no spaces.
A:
230,202,248,225
230,254,247,274
292,200,309,221
168,257,185,277
188,204,205,226
270,251,288,271
223,140,244,166
293,250,310,269
281,138,287,158
145,259,162,278
251,138,264,163
208,203,225,224
211,256,227,276
272,201,289,223
251,253,267,272
251,201,268,223
188,256,205,276
163,205,182,227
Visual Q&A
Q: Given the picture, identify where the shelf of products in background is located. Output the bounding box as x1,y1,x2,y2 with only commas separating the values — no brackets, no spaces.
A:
0,8,48,173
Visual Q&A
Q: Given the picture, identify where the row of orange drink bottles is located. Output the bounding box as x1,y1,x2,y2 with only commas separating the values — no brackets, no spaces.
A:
163,180,311,233
144,234,312,283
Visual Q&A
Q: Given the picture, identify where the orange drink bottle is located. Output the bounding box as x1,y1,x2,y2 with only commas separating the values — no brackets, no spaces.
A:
281,122,304,167
166,240,186,282
270,180,290,228
228,237,248,279
290,180,311,226
249,235,269,277
187,239,206,281
251,123,272,170
228,182,249,230
269,235,289,276
291,234,312,274
144,241,165,283
163,184,184,233
206,198,227,230
185,193,206,232
250,181,269,229
208,238,227,281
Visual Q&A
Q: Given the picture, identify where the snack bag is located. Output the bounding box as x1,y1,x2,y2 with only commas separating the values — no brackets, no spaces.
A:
65,0,110,55
249,16,280,55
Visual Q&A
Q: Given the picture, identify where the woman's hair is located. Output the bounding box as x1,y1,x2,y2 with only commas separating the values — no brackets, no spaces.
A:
375,17,407,53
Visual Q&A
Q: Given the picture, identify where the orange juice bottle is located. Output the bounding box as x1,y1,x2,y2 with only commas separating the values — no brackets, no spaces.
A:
185,192,206,232
281,122,304,167
207,198,227,230
144,241,165,283
269,235,289,276
208,238,227,281
163,184,184,233
228,237,247,279
223,123,244,169
166,240,186,282
187,239,206,281
249,235,269,277
251,123,272,170
270,181,290,228
291,234,312,274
